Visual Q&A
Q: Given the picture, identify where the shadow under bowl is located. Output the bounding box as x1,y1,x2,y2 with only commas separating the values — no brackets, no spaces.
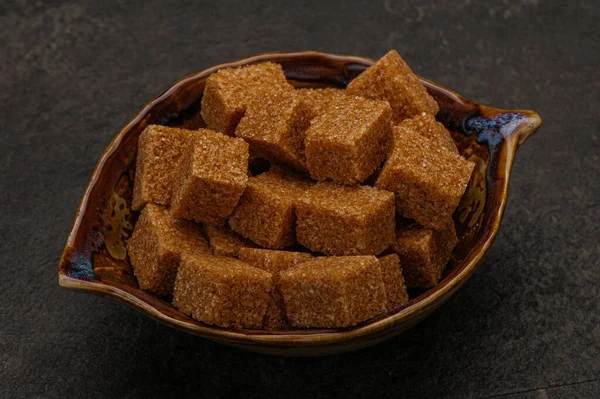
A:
58,51,541,356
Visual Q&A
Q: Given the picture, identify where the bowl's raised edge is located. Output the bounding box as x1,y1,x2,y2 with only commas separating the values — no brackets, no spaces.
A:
58,50,542,346
58,270,449,346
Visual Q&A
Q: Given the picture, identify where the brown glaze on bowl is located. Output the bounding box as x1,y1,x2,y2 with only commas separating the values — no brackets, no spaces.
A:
58,51,541,356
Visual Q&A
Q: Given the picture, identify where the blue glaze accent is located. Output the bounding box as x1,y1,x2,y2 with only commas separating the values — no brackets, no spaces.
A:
66,252,96,281
463,112,525,150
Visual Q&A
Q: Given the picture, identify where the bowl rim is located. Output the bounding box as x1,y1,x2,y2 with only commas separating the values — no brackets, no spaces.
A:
58,50,542,347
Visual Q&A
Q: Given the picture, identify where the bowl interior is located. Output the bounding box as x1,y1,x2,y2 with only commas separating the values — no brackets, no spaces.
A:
58,52,540,351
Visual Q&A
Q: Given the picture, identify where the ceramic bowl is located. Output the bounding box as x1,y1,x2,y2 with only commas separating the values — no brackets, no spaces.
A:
58,51,541,356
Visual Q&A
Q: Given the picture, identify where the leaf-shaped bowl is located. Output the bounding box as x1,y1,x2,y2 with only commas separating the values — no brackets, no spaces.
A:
58,51,541,356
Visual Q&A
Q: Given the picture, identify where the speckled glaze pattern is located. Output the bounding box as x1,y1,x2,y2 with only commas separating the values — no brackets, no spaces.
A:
58,52,541,356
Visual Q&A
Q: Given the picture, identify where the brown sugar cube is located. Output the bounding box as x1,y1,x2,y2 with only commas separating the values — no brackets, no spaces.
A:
132,125,195,211
238,248,313,330
279,256,387,328
395,112,458,154
201,62,293,136
378,254,409,309
229,169,312,249
172,254,272,329
235,90,310,172
376,129,474,230
204,224,255,257
305,97,393,185
295,183,395,256
346,50,439,123
171,129,249,225
127,204,210,297
304,96,392,185
296,87,348,120
390,220,458,288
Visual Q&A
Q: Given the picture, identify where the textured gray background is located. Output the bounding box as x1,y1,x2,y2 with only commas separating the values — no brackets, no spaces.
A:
1,0,599,398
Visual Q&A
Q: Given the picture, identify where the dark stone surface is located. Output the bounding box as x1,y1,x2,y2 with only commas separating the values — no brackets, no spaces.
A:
1,0,598,398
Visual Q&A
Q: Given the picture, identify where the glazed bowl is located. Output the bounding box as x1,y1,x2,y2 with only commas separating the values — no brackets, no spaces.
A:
58,51,541,356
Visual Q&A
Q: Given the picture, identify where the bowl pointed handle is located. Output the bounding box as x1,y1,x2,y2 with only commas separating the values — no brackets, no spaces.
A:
465,106,542,148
